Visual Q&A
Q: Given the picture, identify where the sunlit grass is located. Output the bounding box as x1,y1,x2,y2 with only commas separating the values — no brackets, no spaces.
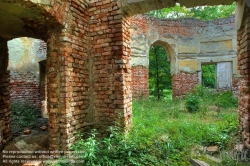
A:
69,86,241,166
129,88,239,165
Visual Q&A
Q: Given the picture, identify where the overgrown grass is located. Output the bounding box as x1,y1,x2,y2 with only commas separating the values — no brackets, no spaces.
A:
130,99,239,165
61,86,241,166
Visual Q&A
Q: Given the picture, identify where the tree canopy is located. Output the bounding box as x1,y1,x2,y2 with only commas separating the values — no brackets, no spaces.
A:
148,2,235,20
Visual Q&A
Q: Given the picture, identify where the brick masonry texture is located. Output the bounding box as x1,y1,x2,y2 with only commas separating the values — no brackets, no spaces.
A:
237,5,250,149
172,72,199,97
0,38,11,146
132,66,149,98
0,0,248,152
10,71,41,111
88,0,132,134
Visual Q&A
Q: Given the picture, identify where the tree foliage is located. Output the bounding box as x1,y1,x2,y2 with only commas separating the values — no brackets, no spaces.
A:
202,64,216,88
149,46,171,100
148,2,235,20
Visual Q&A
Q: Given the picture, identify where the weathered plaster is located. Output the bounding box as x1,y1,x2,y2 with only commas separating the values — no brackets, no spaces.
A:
130,14,240,98
178,60,198,73
7,37,47,118
8,37,46,80
130,15,238,76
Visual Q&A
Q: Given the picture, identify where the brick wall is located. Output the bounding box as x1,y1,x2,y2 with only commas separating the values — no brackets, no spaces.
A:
237,5,250,148
130,14,237,99
46,5,90,150
0,39,11,147
132,66,149,98
0,70,11,146
88,0,132,133
172,72,199,97
10,71,41,111
232,76,241,96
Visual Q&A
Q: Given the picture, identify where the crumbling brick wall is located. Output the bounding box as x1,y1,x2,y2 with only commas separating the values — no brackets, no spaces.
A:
0,38,11,146
237,3,250,149
10,71,41,110
130,14,240,98
172,72,199,97
0,0,244,152
132,66,149,98
88,0,132,134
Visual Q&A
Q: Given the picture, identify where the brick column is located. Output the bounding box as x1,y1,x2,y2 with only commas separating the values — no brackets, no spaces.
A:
0,38,11,147
47,1,90,150
89,0,132,133
47,31,75,151
237,6,250,148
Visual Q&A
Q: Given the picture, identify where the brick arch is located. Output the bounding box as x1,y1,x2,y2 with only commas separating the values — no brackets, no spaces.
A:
0,1,63,41
152,40,177,74
0,0,64,150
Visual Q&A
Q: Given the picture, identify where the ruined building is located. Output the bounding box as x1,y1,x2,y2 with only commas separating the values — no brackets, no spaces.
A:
130,14,239,98
1,0,250,151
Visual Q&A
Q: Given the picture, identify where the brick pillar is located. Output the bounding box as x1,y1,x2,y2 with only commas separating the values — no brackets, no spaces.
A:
46,1,90,150
47,0,132,150
89,0,132,133
0,38,11,147
237,6,250,148
47,31,72,151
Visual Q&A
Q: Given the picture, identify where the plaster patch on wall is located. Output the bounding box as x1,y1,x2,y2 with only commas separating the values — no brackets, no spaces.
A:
200,40,233,53
130,35,149,57
131,56,149,67
8,38,25,70
8,37,46,79
178,38,198,54
178,60,198,73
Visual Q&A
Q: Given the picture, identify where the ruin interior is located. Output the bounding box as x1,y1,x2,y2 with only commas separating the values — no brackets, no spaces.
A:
1,0,250,156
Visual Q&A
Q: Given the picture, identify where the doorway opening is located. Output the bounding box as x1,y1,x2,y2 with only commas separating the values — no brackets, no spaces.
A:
201,64,216,88
7,37,48,138
149,45,172,100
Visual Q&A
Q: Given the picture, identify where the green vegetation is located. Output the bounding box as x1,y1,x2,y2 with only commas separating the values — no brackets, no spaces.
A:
11,101,38,127
202,64,216,88
149,46,171,100
61,86,241,166
148,2,235,20
185,95,200,113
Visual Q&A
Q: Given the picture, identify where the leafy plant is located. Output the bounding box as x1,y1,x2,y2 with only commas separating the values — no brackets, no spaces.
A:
147,2,235,20
215,91,238,109
11,100,38,127
69,127,166,166
185,95,200,112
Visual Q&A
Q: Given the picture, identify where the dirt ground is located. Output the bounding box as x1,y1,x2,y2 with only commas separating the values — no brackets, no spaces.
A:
0,130,49,166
